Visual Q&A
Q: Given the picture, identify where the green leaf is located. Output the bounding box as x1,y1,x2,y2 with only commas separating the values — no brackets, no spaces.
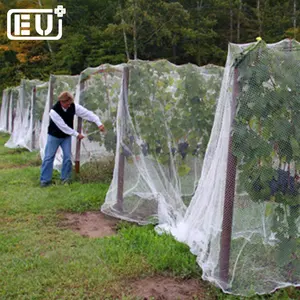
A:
278,239,297,267
165,103,172,111
290,137,300,157
178,164,191,177
265,202,274,217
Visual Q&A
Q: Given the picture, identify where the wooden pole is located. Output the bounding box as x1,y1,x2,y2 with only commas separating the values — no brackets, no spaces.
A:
9,91,13,132
219,68,239,288
31,86,36,150
21,81,25,124
49,75,54,111
1,90,6,130
116,66,129,211
75,81,85,174
6,90,11,132
11,90,16,133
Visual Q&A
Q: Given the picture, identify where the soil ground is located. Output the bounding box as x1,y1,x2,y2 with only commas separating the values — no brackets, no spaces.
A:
59,211,214,300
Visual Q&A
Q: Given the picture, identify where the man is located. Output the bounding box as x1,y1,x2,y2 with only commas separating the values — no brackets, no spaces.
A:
40,91,105,187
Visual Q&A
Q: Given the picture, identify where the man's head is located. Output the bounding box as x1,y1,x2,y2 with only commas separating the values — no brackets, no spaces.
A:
58,91,74,109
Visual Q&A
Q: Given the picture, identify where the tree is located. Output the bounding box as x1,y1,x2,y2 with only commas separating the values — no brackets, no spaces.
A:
108,0,189,61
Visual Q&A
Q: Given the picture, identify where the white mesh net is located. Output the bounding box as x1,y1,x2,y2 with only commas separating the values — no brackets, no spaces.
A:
7,88,18,134
5,79,42,151
74,63,124,164
1,52,298,295
0,89,11,133
158,39,300,295
33,82,49,150
102,60,224,225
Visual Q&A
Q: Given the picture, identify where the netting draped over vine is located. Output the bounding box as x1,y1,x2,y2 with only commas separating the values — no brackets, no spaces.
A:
74,64,124,164
1,61,222,173
102,60,224,225
33,82,49,150
1,51,298,295
0,89,10,133
5,79,45,151
159,39,300,295
7,88,19,134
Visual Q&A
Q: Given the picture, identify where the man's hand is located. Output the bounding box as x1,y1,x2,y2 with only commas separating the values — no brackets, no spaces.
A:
77,133,84,140
99,125,105,132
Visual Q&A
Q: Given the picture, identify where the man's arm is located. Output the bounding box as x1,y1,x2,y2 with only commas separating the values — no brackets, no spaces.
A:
75,104,102,127
49,109,79,137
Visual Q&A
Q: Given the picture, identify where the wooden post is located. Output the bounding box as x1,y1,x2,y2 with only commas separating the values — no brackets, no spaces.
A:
116,66,129,211
75,81,85,174
11,90,16,133
49,75,54,111
11,90,15,133
20,81,25,124
9,91,15,133
31,86,36,150
6,90,11,132
219,68,239,288
1,90,6,130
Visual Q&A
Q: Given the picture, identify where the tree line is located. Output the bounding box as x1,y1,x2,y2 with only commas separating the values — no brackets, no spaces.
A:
0,0,299,93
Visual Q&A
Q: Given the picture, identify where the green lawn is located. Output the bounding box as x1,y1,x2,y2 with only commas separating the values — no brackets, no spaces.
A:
0,133,298,299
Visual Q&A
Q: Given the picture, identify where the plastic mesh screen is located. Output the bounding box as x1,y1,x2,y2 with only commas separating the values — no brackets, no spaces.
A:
33,82,49,150
75,64,124,163
0,89,9,132
164,39,300,295
102,60,224,225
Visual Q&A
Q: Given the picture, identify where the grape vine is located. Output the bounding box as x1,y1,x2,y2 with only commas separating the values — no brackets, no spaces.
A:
232,40,300,279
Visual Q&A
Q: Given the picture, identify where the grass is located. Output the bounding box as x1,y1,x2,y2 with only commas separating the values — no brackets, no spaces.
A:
0,146,41,169
0,132,299,299
78,157,115,184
